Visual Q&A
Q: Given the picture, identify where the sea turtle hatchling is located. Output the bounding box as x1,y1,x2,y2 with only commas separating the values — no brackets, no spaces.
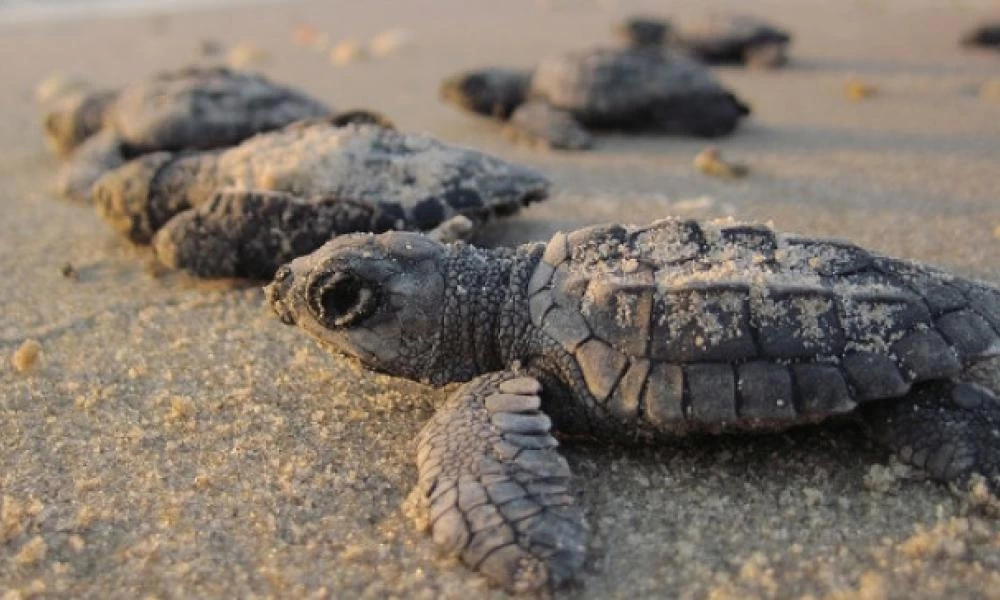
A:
440,47,750,150
266,218,1000,592
618,14,793,68
40,66,359,202
92,119,549,279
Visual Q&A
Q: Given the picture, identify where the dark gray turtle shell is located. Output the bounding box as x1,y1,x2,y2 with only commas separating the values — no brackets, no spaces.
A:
101,66,331,153
94,120,550,278
168,120,551,230
529,48,748,135
45,67,333,202
672,14,792,65
525,218,1000,432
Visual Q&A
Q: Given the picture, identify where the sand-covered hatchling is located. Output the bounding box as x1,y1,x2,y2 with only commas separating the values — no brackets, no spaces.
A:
440,47,750,150
93,119,549,279
267,217,1000,592
40,66,346,202
619,14,792,68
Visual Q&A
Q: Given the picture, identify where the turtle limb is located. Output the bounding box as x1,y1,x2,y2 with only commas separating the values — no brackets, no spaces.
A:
860,381,1000,493
742,42,788,68
426,215,476,244
439,68,533,120
55,129,127,202
504,101,593,151
329,109,396,130
412,372,588,592
152,189,377,279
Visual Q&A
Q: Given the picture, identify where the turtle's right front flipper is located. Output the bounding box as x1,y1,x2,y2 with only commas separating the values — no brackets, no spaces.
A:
412,372,588,593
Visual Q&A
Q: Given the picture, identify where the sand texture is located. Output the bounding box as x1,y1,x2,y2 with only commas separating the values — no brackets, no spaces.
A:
2,0,1000,597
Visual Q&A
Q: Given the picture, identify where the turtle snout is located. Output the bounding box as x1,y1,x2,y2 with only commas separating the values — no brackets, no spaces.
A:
266,266,297,326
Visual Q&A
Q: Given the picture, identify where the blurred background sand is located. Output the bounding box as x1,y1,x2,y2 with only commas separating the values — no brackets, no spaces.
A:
2,0,1000,597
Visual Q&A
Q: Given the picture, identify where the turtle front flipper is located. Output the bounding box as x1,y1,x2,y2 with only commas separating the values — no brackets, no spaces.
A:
152,189,377,280
860,381,1000,493
55,130,128,202
505,101,593,150
412,372,588,593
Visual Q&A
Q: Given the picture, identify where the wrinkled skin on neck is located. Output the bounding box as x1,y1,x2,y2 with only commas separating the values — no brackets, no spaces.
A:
266,232,535,386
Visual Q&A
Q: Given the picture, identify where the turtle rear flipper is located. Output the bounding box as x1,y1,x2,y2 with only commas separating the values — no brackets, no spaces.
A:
861,381,1000,492
412,372,588,592
505,101,593,150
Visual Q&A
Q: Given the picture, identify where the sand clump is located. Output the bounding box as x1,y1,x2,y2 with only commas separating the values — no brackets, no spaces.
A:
11,339,43,373
694,147,749,179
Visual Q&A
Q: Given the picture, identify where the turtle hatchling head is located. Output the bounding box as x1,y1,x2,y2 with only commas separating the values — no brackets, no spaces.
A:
439,68,532,120
266,231,452,383
42,89,115,157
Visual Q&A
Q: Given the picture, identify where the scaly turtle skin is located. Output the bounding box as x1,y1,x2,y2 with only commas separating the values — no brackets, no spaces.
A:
92,119,549,280
440,48,750,150
42,67,338,202
266,218,1000,592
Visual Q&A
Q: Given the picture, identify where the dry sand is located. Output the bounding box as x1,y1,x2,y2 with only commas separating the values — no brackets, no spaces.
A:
3,0,1000,597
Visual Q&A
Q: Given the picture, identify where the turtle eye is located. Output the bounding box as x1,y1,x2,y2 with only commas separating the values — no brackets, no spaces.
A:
308,272,377,329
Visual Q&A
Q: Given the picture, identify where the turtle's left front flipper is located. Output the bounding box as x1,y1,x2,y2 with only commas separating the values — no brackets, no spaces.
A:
412,372,588,593
861,381,1000,492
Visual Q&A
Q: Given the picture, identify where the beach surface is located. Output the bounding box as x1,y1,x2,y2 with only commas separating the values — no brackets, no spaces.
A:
2,0,1000,597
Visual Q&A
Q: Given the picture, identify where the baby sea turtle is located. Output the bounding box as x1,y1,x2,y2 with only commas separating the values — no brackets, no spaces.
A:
962,23,1000,51
41,66,342,202
93,119,549,279
266,218,1000,592
618,14,792,68
440,48,750,150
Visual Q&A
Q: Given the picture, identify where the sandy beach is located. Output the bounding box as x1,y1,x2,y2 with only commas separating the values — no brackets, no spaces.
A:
2,0,1000,597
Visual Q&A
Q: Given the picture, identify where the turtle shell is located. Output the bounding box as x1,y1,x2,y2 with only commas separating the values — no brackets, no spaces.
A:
108,67,331,153
198,120,550,230
674,14,791,62
526,218,1000,431
529,48,725,127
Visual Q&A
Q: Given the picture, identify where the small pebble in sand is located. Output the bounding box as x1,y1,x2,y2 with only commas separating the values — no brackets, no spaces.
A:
993,224,1000,240
12,339,43,373
845,78,878,101
61,263,78,280
694,147,748,179
226,43,270,68
981,80,1000,103
292,24,321,47
369,28,413,57
14,536,47,565
330,40,368,66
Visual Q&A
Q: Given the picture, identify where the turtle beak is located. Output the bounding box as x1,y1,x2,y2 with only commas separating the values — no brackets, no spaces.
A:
265,266,296,326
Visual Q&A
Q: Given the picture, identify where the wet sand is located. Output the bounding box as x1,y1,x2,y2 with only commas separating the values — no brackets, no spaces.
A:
2,0,1000,597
